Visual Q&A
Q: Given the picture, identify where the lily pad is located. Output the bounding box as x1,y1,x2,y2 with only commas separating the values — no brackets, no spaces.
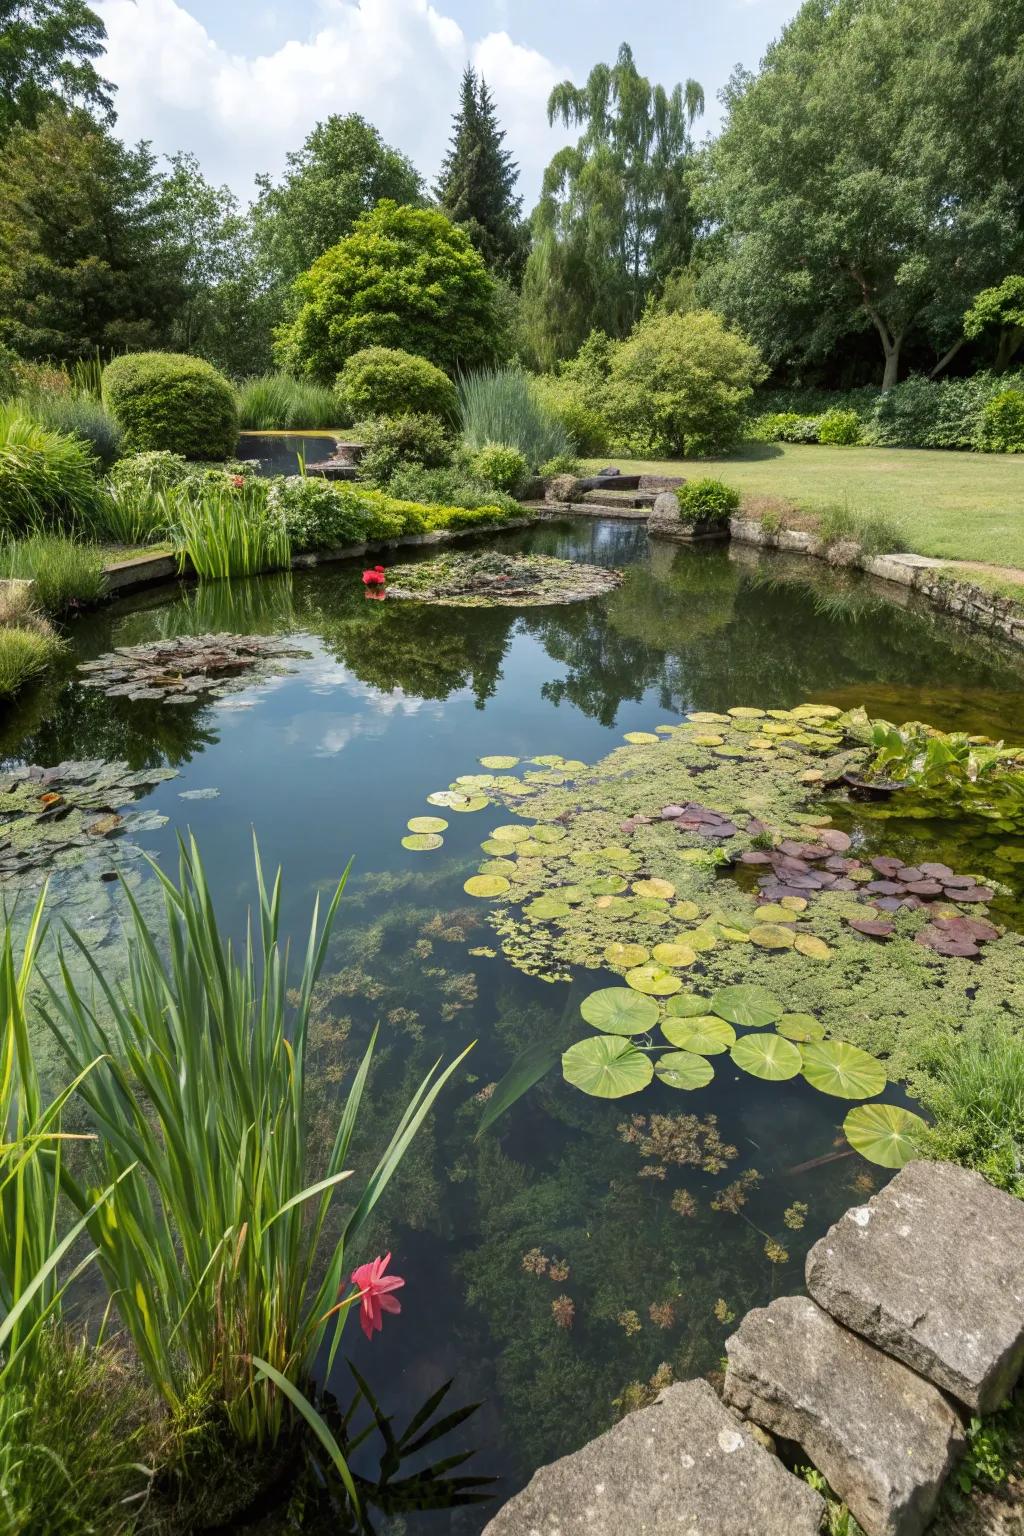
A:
671,900,700,921
464,874,511,898
730,1032,803,1081
710,985,783,1029
633,877,676,900
480,858,518,877
661,1015,736,1054
756,903,801,924
590,875,628,896
407,816,448,833
524,895,571,920
603,942,649,969
801,1040,886,1100
562,1035,653,1098
427,790,468,808
580,987,659,1035
479,755,520,769
449,795,490,813
843,1103,929,1168
490,824,529,842
623,731,660,745
651,942,697,967
750,923,796,949
776,1014,826,1043
402,833,443,851
655,1051,715,1090
665,992,710,1019
625,964,682,996
795,934,831,959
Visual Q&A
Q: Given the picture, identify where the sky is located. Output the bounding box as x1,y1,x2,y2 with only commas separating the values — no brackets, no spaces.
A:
93,0,803,208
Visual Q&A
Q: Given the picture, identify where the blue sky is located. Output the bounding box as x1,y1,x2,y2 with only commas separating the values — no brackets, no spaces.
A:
94,0,802,206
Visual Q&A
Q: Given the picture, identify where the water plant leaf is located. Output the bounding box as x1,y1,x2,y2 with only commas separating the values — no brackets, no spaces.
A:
843,1103,929,1168
480,858,518,877
730,1032,802,1080
427,790,466,807
476,1041,561,1139
749,923,796,949
490,824,529,842
651,942,697,967
661,1015,735,1054
402,833,443,851
408,816,448,834
776,1014,825,1043
603,942,649,969
756,903,802,924
479,756,520,769
795,934,831,959
665,992,711,1018
590,875,628,896
464,875,510,898
625,964,682,996
728,707,766,719
530,825,567,843
623,731,660,745
449,795,490,813
671,900,700,921
801,1040,886,1099
524,896,570,920
562,1035,653,1098
710,985,783,1029
580,987,659,1035
655,1051,715,1090
633,878,675,900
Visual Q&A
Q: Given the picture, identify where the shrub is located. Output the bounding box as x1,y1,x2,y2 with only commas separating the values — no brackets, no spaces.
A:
472,442,528,495
267,476,395,551
359,412,454,486
108,449,192,495
171,480,290,580
384,462,520,516
236,372,344,430
605,309,764,457
979,388,1024,453
675,478,741,526
0,403,104,532
0,621,63,697
102,352,239,461
538,452,582,476
0,343,18,397
458,368,570,469
20,390,122,467
531,373,610,455
0,534,106,613
276,201,501,378
338,347,457,424
816,408,863,446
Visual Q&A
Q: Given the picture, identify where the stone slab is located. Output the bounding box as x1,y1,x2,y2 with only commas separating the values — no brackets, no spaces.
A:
725,1295,964,1536
806,1160,1024,1412
482,1378,825,1536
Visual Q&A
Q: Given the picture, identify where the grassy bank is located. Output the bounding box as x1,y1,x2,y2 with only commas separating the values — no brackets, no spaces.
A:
594,444,1024,569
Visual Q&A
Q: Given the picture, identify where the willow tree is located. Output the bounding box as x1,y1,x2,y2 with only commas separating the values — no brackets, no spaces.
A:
522,44,704,367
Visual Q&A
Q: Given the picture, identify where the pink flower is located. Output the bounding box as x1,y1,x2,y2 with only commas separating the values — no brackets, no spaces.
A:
362,568,386,587
350,1252,404,1339
230,474,245,487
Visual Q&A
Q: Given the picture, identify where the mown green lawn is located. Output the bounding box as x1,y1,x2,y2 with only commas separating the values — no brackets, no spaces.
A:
595,443,1024,569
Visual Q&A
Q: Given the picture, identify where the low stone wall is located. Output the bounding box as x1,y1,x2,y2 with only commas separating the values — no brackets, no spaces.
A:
483,1161,1024,1536
729,517,1024,653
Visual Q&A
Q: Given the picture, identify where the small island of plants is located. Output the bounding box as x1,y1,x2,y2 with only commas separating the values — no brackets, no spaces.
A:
382,551,623,606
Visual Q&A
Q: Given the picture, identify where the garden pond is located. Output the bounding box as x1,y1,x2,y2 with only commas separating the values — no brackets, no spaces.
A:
4,516,1024,1530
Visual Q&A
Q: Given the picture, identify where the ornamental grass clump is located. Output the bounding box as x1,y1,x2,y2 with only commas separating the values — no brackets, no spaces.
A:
0,403,105,533
40,836,471,1452
173,480,291,580
458,368,570,469
0,533,106,613
236,372,344,431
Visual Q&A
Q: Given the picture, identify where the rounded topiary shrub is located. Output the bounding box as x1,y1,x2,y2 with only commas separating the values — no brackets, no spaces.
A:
338,347,457,424
817,408,863,446
675,478,741,526
472,443,528,495
979,388,1024,453
102,352,239,461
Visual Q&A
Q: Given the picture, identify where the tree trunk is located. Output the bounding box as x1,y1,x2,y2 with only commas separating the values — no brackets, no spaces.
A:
881,336,902,391
851,269,904,391
994,326,1024,373
929,336,966,379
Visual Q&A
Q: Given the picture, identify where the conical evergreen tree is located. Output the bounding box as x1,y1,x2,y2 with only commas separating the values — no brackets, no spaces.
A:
435,65,528,285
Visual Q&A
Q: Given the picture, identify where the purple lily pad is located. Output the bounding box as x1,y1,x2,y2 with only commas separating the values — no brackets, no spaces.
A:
848,918,895,938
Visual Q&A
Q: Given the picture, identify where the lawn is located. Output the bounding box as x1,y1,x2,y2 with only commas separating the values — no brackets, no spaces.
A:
595,443,1024,570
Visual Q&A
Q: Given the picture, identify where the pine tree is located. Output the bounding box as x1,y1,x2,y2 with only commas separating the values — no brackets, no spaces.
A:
435,66,528,285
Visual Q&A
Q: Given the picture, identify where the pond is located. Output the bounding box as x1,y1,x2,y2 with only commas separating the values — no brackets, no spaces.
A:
235,429,341,476
5,517,1024,1528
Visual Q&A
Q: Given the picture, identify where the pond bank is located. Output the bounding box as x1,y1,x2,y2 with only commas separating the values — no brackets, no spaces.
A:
484,1160,1024,1536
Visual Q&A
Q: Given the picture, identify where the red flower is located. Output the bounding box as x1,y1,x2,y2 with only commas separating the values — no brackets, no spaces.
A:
374,564,385,572
362,568,386,587
230,474,245,488
350,1252,404,1339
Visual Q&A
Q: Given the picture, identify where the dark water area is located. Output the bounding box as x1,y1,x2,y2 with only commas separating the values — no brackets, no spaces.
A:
3,519,1022,1528
235,430,341,476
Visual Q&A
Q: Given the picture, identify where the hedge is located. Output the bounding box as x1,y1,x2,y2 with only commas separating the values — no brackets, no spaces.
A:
102,352,238,460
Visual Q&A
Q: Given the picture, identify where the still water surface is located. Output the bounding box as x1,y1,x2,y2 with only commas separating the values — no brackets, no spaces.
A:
4,519,1023,1526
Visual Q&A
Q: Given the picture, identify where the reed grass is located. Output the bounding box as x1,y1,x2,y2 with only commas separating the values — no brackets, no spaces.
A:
457,368,570,469
0,533,106,613
172,481,291,580
0,624,63,697
94,481,173,547
42,835,472,1456
237,373,343,431
0,403,105,533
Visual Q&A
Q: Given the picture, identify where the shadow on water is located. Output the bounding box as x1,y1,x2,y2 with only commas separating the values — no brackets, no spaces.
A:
3,519,1023,1528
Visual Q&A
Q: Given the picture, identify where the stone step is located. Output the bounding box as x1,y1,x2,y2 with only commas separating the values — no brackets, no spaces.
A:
724,1294,965,1536
581,489,657,508
482,1378,824,1536
806,1159,1024,1413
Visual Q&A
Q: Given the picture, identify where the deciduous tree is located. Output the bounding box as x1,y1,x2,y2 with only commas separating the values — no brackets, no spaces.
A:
0,0,112,140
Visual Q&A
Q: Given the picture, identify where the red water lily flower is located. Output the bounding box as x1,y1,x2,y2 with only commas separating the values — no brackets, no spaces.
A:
350,1252,404,1339
362,568,386,587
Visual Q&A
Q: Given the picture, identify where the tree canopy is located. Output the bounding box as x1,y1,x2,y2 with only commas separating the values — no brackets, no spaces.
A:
702,0,1024,388
522,43,704,367
0,0,112,140
435,66,527,285
274,202,503,380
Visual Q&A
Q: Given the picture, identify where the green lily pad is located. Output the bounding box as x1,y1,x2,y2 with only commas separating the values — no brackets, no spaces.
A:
464,874,511,898
590,875,628,896
530,825,567,843
756,903,802,924
480,838,510,855
801,1040,887,1099
651,942,697,967
795,934,832,959
407,815,448,834
730,1032,802,1080
479,755,520,769
562,1035,653,1098
449,795,490,813
776,1014,826,1043
401,833,443,851
687,926,718,952
580,987,659,1035
524,896,571,920
625,964,682,996
634,878,675,900
603,942,649,969
661,1015,735,1054
843,1103,929,1168
530,754,564,767
490,824,529,843
655,1051,715,1090
427,790,467,807
711,985,783,1029
623,731,660,745
479,858,518,877
665,992,711,1019
750,923,796,949
671,900,700,921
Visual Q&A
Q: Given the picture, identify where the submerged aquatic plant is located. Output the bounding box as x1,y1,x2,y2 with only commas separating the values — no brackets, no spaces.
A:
41,835,471,1452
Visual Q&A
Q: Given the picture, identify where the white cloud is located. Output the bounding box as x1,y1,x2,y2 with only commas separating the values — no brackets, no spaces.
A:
95,0,570,206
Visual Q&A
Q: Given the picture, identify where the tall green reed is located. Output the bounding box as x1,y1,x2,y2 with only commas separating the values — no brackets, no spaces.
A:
457,368,570,469
42,836,472,1450
236,373,344,431
172,480,292,580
